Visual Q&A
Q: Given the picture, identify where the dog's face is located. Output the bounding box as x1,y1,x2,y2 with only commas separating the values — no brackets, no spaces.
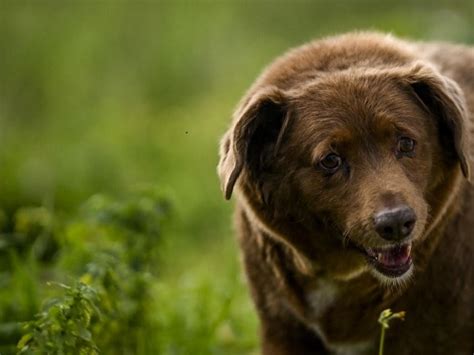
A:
282,73,434,283
219,64,470,286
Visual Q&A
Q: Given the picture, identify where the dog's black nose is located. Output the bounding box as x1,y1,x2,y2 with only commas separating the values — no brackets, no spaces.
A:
374,206,416,241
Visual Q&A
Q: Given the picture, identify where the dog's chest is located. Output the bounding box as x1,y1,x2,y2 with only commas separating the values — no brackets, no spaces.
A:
305,281,374,355
304,279,339,342
305,279,339,318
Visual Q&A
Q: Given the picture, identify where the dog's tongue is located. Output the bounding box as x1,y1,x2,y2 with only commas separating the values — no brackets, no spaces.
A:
367,244,411,267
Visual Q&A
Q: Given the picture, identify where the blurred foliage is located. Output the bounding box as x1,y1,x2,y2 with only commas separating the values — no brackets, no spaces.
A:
18,188,167,354
0,1,472,354
18,281,102,355
0,188,256,355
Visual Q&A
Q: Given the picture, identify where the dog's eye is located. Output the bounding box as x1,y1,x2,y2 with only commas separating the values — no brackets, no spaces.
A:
319,153,342,172
397,137,416,155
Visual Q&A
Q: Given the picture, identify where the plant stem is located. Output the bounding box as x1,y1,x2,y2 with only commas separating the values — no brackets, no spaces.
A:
379,326,386,355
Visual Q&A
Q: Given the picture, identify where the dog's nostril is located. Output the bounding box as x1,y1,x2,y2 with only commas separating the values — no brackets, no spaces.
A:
374,206,417,241
403,220,415,232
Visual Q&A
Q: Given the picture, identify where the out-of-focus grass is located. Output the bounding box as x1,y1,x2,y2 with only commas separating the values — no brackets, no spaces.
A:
0,1,473,353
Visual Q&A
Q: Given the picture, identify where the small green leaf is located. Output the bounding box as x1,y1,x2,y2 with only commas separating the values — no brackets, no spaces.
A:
17,333,32,349
78,327,92,341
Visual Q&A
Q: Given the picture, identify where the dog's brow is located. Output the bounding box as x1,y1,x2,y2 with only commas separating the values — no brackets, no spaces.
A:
392,122,420,138
377,114,423,139
310,130,353,158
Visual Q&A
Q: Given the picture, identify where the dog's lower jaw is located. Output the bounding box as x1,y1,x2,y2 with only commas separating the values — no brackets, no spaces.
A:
369,262,415,290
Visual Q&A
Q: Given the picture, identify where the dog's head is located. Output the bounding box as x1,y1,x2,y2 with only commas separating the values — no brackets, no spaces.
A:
218,62,470,286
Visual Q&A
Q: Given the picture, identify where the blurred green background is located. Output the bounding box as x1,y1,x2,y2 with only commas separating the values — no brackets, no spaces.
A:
0,1,473,354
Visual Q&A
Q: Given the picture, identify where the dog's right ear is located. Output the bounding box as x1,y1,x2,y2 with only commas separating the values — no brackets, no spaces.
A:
402,63,471,180
218,86,291,200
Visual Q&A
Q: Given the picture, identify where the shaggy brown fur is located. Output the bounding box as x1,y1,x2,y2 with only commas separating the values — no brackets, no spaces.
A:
218,32,474,355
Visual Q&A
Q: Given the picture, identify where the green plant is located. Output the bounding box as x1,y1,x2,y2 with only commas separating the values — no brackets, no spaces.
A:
378,308,406,355
18,282,100,355
16,188,169,354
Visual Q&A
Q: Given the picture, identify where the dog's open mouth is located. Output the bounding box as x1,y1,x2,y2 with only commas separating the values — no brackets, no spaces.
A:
364,243,412,278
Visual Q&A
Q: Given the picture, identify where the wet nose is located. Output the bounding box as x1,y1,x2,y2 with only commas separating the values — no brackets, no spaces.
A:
374,206,417,241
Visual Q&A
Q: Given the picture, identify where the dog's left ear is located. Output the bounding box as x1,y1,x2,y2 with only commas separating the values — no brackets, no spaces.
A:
403,63,471,180
218,86,291,199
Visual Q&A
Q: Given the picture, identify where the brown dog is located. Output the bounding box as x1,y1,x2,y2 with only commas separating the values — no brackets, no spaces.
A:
218,32,473,355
